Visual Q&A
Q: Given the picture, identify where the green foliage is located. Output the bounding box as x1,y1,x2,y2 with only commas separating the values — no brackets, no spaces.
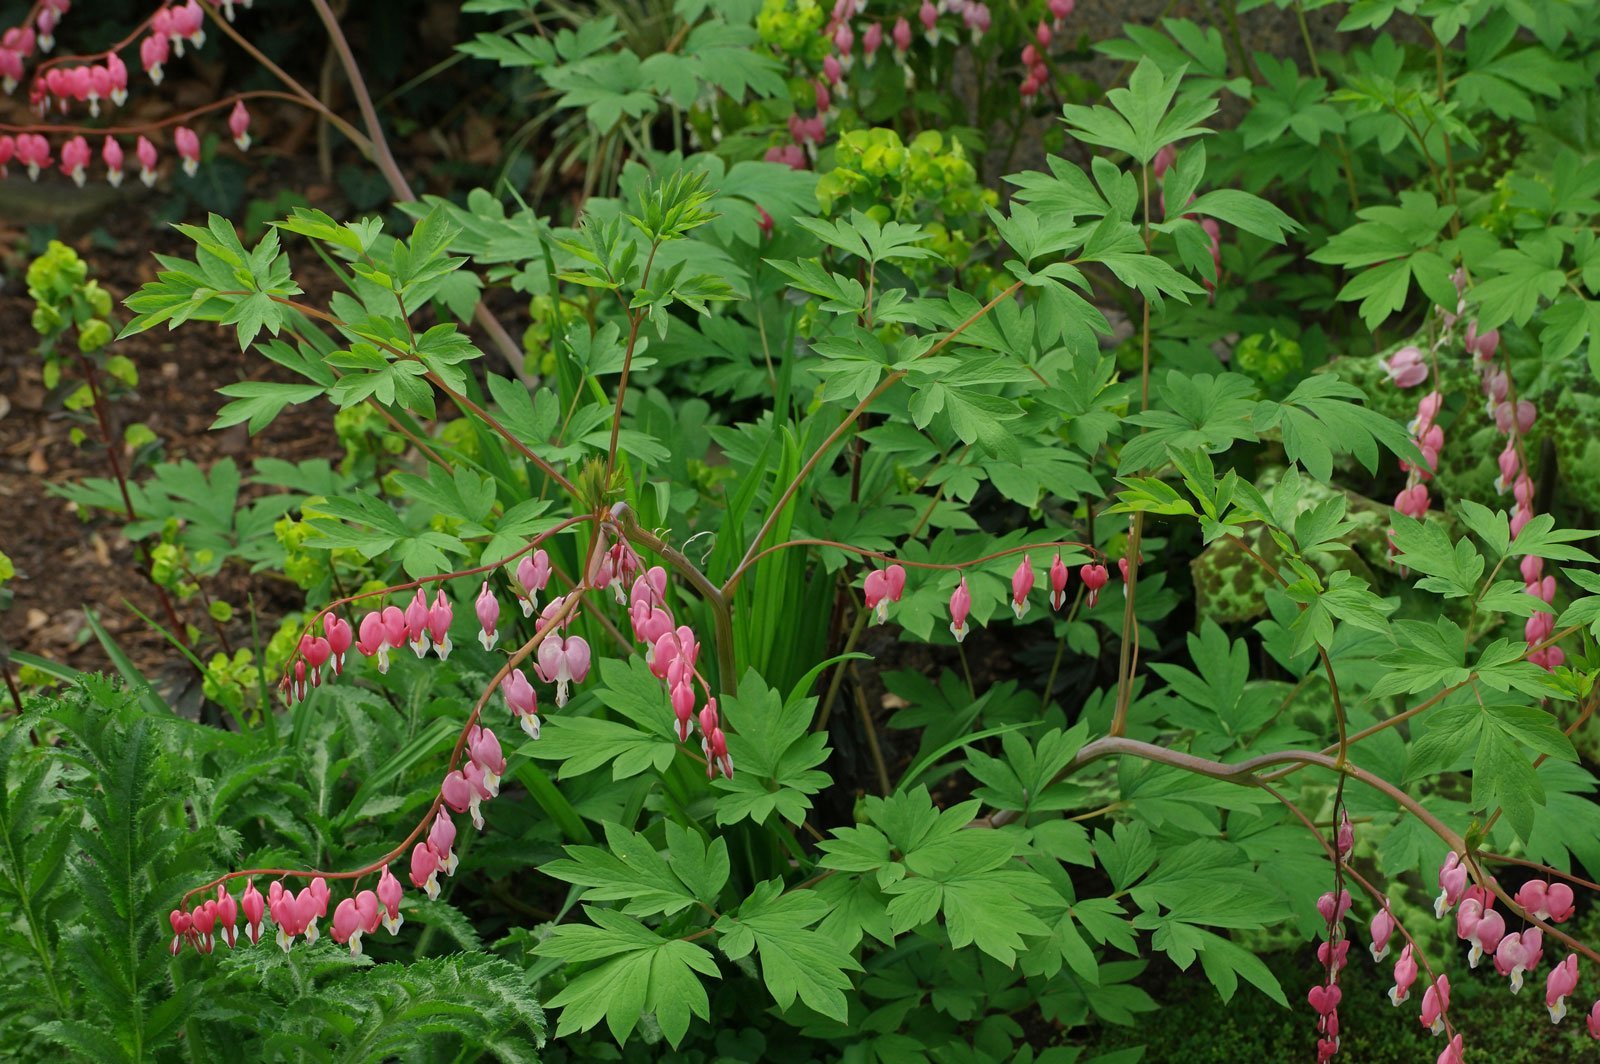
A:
17,2,1600,1061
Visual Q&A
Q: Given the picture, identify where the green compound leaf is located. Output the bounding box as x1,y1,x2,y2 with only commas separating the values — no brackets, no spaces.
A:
715,881,862,1021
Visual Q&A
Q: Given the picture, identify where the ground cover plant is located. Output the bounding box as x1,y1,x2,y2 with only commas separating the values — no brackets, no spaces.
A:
4,1,1600,1061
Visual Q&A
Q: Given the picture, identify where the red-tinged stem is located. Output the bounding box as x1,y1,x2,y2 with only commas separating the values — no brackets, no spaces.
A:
181,586,589,908
0,90,314,136
1218,533,1348,760
722,280,1025,595
73,352,193,652
1476,851,1600,893
981,737,1465,850
1107,512,1143,738
1260,623,1584,784
302,0,544,380
2,661,24,714
1479,690,1595,837
305,0,412,200
613,506,737,692
1465,852,1600,966
194,6,371,150
603,312,645,487
727,536,1105,595
29,5,158,77
262,296,576,495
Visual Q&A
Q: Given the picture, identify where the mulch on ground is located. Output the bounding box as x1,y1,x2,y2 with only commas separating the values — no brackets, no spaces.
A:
0,205,344,684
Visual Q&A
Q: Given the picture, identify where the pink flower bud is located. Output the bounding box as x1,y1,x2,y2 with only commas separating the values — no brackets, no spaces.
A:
356,889,381,934
428,808,457,875
864,564,907,625
1382,345,1429,389
1410,390,1443,434
1467,906,1505,968
1420,974,1450,1034
948,578,971,642
136,134,158,186
1511,503,1535,540
174,125,199,176
1306,981,1341,1015
331,897,365,954
475,581,499,650
441,770,482,830
1515,475,1537,510
140,32,168,84
1152,144,1176,179
172,0,206,50
468,724,506,795
1394,483,1430,520
1048,554,1070,610
862,21,882,63
1336,810,1354,859
1080,563,1108,607
301,634,331,686
1316,889,1352,926
892,15,911,52
325,614,352,673
1466,322,1499,360
229,99,251,150
1316,939,1349,974
709,727,733,779
377,865,404,933
1496,928,1545,993
16,133,50,180
1010,556,1036,619
1370,907,1395,962
1435,852,1468,918
168,908,192,956
1548,954,1580,1023
240,879,265,945
106,52,127,105
409,841,441,899
1390,943,1418,1005
59,134,89,186
1496,399,1537,435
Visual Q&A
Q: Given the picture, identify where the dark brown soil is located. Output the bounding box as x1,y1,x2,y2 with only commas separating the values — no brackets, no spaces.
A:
0,202,344,686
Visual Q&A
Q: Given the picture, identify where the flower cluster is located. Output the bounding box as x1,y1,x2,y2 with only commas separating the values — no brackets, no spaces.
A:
764,0,1033,170
1018,0,1074,104
1380,285,1562,670
1,0,256,187
1310,883,1351,1061
1320,849,1600,1061
626,552,732,780
172,524,759,959
169,865,404,959
856,549,1109,646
